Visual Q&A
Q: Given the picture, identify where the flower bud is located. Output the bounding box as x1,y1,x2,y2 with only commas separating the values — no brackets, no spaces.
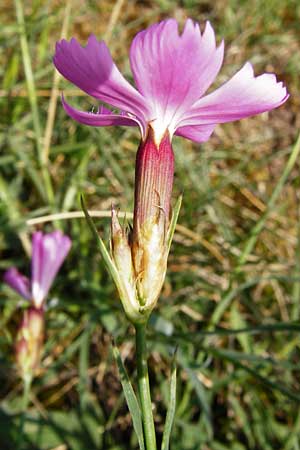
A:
15,306,44,380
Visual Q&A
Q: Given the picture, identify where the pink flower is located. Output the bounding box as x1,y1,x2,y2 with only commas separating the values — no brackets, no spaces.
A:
53,19,288,322
53,19,288,145
4,231,71,309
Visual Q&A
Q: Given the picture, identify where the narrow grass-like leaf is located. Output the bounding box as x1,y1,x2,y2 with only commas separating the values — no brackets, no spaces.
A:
13,149,47,202
78,321,94,409
62,147,95,211
153,322,300,343
238,132,300,267
186,368,213,436
167,194,182,252
0,175,31,254
209,274,300,328
283,410,300,450
161,355,177,450
14,0,54,204
112,345,145,450
206,347,300,402
81,195,120,286
292,200,300,320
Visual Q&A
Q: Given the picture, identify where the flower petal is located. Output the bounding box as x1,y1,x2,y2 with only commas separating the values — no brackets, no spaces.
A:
62,96,140,128
180,62,289,126
129,19,224,131
175,124,215,143
3,268,31,300
31,231,71,307
53,35,149,127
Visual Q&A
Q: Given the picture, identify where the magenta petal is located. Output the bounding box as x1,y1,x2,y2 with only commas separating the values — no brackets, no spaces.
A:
129,19,224,130
53,35,149,126
31,232,43,304
31,231,71,307
175,124,215,143
62,96,139,128
181,62,289,126
3,268,31,300
54,20,289,144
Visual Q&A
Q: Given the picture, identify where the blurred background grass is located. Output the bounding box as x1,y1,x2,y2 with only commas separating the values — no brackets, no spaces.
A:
1,0,300,449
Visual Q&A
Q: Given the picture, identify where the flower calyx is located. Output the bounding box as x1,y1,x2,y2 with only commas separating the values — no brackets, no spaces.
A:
111,205,171,324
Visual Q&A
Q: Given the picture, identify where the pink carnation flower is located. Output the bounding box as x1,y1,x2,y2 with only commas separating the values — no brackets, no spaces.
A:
4,231,71,309
53,19,288,322
53,18,288,145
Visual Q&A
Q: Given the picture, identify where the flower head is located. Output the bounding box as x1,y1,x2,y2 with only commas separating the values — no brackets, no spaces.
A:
54,18,288,145
54,19,288,323
4,231,71,379
4,231,71,308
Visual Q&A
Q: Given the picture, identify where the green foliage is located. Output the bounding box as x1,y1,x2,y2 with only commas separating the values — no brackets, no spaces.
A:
113,345,145,450
1,0,300,449
161,354,177,450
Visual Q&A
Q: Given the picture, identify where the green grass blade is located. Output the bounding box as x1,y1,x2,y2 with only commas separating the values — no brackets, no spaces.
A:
161,355,177,450
292,199,300,320
212,347,300,402
168,322,300,341
78,322,94,409
185,367,213,439
237,132,300,268
112,345,145,450
14,0,54,205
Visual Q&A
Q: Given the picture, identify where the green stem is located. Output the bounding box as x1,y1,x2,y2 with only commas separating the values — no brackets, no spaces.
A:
17,374,32,450
135,324,157,450
23,375,32,409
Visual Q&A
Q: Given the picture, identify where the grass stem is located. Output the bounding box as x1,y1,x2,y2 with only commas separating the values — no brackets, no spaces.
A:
43,0,72,163
14,0,54,205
